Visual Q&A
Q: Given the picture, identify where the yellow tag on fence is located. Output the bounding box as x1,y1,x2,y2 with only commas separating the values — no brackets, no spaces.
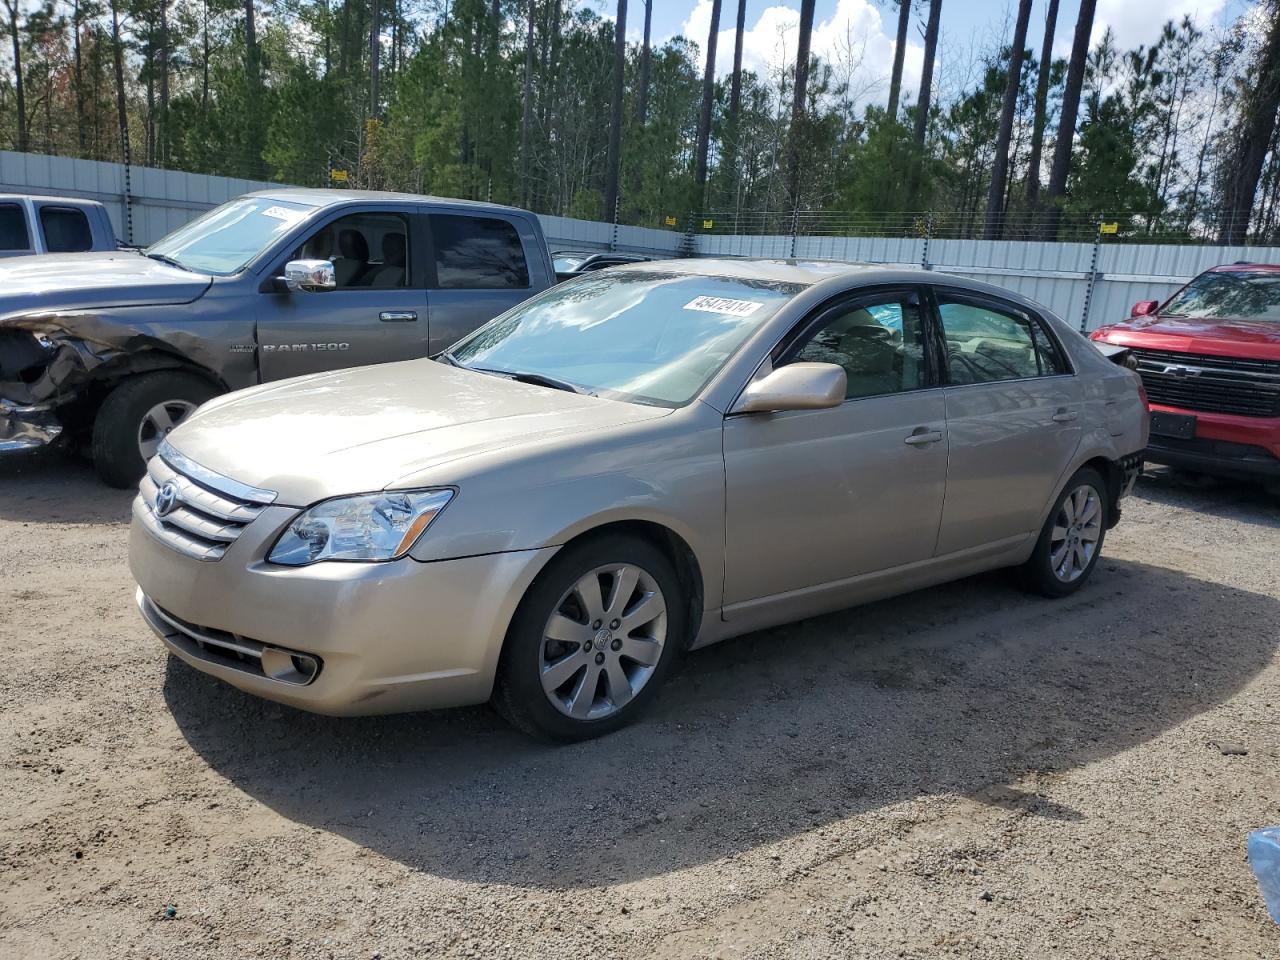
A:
664,215,677,227
1100,222,1119,234
702,219,714,230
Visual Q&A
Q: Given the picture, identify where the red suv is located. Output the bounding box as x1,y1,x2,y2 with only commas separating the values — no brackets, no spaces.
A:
1090,263,1280,487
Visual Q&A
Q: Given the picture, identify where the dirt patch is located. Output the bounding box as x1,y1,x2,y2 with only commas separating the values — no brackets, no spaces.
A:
1,453,1277,959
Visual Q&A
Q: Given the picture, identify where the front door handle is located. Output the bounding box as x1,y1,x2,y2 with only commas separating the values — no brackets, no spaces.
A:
380,311,418,322
904,429,944,446
1051,408,1079,423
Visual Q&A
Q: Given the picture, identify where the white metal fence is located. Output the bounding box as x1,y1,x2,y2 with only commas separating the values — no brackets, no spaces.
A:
4,150,1276,331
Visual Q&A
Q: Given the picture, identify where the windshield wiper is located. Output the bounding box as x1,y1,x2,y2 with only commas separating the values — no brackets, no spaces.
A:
472,366,589,395
145,252,191,272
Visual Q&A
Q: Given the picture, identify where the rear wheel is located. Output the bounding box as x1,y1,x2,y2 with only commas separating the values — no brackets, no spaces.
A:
91,371,218,487
1018,467,1108,598
493,535,685,742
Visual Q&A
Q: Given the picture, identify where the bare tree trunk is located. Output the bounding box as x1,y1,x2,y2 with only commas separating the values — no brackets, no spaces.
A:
1042,0,1096,238
521,0,535,203
5,0,27,152
602,0,627,221
983,0,1033,238
784,0,815,210
1217,0,1280,245
202,0,211,108
886,0,910,121
912,0,941,148
636,0,652,124
1024,0,1059,207
721,0,746,188
110,0,128,165
369,0,382,118
694,0,722,198
159,0,170,166
73,0,85,155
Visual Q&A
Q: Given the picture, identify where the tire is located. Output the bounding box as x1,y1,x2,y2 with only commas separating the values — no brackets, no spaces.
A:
493,534,687,742
1018,467,1109,598
91,371,218,488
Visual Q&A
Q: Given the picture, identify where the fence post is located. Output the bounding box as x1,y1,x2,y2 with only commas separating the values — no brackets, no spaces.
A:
921,210,933,270
789,207,799,259
119,132,134,246
1080,219,1103,333
611,194,620,252
681,211,697,258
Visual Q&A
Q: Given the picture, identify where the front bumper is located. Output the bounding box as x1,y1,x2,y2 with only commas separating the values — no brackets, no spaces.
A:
129,499,556,715
0,398,61,452
1145,404,1280,479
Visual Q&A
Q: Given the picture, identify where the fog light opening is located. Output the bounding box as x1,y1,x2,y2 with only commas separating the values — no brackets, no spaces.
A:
259,647,321,685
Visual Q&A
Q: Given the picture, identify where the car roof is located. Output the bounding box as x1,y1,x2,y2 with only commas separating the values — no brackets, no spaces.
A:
0,193,101,206
1208,262,1280,273
611,257,1067,321
245,187,533,216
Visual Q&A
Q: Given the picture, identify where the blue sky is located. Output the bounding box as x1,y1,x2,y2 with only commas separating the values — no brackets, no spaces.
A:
587,0,1253,110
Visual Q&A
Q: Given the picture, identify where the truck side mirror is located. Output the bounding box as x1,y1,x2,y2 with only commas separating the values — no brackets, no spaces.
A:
284,259,336,293
1130,300,1159,317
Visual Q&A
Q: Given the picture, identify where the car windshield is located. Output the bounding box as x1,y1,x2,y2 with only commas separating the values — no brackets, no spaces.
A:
1161,270,1280,322
447,270,806,406
145,197,315,276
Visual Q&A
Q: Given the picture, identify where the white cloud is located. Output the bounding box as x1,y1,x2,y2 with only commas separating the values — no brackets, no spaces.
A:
1052,0,1230,56
680,0,925,111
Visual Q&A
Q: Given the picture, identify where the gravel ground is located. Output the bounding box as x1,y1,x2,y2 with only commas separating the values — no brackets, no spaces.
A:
1,450,1278,959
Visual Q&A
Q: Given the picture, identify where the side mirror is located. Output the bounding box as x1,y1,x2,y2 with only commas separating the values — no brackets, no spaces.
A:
734,362,847,414
1130,300,1159,318
284,259,336,293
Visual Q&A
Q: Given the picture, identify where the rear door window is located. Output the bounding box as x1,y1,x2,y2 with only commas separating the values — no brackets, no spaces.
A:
937,298,1045,384
0,203,31,250
429,215,530,289
39,206,94,253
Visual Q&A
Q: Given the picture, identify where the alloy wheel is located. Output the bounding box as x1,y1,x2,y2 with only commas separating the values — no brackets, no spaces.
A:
1049,483,1102,583
137,400,197,461
539,563,668,721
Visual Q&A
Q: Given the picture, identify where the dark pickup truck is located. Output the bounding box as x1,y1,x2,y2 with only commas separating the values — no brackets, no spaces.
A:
0,189,556,485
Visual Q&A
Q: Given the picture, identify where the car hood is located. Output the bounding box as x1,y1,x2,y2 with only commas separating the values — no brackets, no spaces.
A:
168,360,672,504
1094,314,1280,360
0,251,211,322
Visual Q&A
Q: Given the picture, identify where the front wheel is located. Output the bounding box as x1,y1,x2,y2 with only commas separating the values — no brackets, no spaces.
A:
493,535,686,742
1018,467,1109,598
91,371,218,487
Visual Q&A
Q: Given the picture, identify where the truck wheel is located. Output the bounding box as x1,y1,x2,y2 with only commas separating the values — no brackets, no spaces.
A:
91,372,218,488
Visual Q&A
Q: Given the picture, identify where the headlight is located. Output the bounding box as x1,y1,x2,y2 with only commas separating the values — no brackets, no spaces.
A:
268,489,454,565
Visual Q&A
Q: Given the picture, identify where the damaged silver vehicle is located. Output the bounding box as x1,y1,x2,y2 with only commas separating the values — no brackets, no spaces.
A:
0,189,555,486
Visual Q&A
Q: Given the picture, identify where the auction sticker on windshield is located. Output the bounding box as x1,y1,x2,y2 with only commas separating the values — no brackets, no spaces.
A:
683,296,765,317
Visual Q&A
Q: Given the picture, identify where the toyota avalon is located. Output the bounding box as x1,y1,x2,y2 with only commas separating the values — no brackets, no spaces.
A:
129,260,1147,740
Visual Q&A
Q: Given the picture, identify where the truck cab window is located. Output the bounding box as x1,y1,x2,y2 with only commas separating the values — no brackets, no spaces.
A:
430,215,530,289
292,213,410,289
40,206,93,253
0,204,30,250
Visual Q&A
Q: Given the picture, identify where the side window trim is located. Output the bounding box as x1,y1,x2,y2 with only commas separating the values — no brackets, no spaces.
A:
772,284,939,403
0,201,33,251
930,286,1074,385
260,207,419,291
428,213,532,291
37,204,94,253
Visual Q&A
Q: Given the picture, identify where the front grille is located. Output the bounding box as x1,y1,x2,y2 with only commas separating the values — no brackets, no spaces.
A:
1130,348,1280,418
136,451,271,561
139,592,321,685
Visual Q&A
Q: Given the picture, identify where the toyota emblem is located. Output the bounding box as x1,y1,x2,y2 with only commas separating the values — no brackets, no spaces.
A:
154,480,179,518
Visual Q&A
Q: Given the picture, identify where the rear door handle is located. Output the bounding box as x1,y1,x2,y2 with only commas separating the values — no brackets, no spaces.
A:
380,311,418,322
904,429,944,446
1051,409,1079,423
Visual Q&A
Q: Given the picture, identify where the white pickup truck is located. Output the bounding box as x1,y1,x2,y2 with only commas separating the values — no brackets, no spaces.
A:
0,194,120,258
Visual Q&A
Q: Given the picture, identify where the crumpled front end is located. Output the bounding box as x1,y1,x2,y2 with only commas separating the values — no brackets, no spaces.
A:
0,323,117,452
